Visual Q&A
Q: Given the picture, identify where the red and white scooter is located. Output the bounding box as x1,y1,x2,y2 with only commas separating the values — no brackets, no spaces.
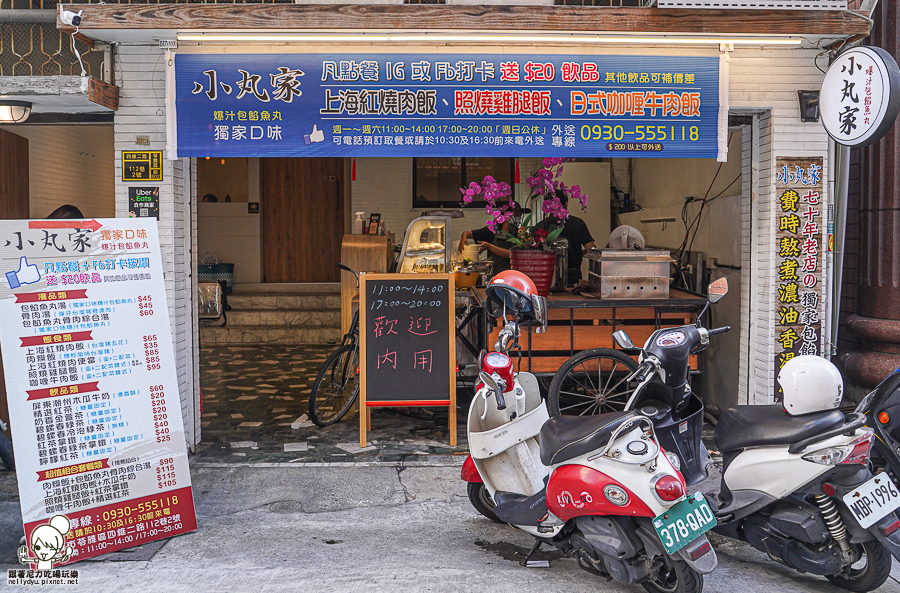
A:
462,271,716,592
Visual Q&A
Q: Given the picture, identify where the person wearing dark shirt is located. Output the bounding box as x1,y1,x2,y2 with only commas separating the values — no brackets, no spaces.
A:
459,219,518,274
539,192,596,284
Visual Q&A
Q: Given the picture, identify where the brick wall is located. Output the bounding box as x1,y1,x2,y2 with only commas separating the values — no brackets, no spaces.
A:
113,45,198,448
0,124,115,219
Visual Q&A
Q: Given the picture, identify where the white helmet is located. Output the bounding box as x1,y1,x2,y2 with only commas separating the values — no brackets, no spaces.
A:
779,355,844,416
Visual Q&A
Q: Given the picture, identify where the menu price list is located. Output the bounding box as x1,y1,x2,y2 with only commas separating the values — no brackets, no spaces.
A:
0,219,196,566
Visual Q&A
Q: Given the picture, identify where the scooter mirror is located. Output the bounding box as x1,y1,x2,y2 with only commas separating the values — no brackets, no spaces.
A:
479,371,500,394
613,330,634,350
708,277,728,303
530,294,548,334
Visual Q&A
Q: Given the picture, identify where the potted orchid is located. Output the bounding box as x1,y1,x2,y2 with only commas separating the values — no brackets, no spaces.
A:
461,158,588,295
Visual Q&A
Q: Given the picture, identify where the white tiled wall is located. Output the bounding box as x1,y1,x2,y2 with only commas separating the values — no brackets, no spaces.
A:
113,45,199,448
0,124,115,219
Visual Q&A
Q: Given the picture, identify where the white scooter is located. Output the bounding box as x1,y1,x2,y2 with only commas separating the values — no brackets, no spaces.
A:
706,355,900,591
612,280,900,591
462,272,717,592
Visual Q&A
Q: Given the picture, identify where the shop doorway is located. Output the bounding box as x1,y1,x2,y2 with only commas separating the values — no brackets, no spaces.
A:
261,157,345,283
0,128,29,219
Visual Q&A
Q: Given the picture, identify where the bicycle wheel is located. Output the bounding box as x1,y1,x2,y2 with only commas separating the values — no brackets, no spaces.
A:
548,348,639,417
309,343,360,427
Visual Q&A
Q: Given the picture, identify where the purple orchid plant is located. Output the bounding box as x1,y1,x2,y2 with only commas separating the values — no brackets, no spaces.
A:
460,157,588,249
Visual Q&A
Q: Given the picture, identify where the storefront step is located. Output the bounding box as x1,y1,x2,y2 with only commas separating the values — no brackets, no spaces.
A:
227,293,341,311
199,325,341,346
225,309,339,327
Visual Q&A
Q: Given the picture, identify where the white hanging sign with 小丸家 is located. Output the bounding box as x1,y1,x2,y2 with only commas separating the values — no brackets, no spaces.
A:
819,46,900,148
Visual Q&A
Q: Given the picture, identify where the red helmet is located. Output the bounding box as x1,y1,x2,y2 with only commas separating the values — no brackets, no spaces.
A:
485,270,538,320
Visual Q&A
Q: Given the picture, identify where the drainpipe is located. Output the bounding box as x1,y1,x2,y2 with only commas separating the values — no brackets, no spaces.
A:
831,142,850,360
824,138,836,359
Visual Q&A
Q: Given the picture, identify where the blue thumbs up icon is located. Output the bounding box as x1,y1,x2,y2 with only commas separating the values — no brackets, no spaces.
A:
6,256,41,289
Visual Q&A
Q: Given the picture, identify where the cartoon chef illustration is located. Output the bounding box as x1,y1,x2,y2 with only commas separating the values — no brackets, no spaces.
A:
18,515,74,570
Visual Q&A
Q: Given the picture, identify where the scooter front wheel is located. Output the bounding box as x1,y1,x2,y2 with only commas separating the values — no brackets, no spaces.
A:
467,482,504,524
825,539,891,592
641,556,702,593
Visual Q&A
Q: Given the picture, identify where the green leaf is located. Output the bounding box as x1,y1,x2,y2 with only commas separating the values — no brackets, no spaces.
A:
495,231,514,241
547,227,564,241
506,237,525,248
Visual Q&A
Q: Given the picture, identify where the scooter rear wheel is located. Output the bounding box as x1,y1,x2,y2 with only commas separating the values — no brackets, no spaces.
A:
825,539,891,592
641,556,702,593
467,482,504,524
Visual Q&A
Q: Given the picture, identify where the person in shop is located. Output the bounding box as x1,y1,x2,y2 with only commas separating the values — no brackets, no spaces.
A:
458,204,527,274
539,190,596,285
47,204,84,219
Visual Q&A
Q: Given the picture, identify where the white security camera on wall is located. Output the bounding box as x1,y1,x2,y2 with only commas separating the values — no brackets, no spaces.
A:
60,9,83,27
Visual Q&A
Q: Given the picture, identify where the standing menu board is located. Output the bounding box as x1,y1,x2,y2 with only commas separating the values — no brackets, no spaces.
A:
0,218,196,568
359,273,456,447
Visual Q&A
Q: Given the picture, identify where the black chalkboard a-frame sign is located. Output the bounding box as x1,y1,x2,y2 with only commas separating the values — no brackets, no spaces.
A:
359,273,456,448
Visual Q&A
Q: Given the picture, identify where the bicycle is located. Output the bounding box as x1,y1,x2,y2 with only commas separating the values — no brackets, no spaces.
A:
308,263,361,427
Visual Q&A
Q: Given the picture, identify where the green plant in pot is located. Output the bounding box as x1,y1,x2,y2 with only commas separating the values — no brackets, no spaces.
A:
460,158,587,296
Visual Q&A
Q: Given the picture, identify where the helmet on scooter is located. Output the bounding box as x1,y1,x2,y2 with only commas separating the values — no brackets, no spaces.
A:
485,270,539,324
779,355,844,416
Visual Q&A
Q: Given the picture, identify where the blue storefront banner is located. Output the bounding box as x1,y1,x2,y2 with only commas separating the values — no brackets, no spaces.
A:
175,53,719,158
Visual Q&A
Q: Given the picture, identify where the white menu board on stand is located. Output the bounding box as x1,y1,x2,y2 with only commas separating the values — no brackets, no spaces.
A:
0,218,196,567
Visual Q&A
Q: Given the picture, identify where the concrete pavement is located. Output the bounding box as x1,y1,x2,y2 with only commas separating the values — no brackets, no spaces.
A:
2,461,900,592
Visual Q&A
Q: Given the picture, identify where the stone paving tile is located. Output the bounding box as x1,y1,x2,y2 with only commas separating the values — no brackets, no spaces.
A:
197,345,473,464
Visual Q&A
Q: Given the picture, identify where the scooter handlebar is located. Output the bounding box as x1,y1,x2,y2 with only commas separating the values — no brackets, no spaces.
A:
495,389,507,411
628,360,656,383
708,326,731,336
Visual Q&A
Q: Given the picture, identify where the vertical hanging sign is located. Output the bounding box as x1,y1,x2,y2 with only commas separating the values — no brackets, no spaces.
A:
774,157,824,401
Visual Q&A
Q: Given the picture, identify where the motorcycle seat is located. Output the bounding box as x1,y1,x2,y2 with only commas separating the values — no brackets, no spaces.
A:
714,405,846,454
540,411,639,466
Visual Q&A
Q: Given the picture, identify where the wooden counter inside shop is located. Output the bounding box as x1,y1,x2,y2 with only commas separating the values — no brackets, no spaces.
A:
472,288,708,374
340,235,394,335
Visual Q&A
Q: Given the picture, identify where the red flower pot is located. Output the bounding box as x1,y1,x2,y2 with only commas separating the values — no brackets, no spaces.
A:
510,249,556,297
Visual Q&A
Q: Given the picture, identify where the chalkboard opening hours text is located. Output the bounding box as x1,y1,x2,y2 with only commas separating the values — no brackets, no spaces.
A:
370,300,444,310
370,283,445,294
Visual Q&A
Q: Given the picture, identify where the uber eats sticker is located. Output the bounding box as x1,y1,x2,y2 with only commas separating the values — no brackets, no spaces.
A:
128,187,160,220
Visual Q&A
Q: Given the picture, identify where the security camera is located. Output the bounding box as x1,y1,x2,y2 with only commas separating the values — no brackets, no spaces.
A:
61,9,83,27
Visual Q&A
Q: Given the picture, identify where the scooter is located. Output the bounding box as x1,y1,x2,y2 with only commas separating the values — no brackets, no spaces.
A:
463,283,717,592
613,279,900,590
706,363,900,591
465,277,729,519
607,277,732,486
856,367,900,485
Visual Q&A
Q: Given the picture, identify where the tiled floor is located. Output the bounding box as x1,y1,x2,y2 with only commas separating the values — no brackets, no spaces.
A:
195,345,470,463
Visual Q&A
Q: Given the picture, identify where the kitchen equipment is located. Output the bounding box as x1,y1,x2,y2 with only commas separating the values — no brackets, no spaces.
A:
608,225,646,250
587,249,673,299
397,215,452,274
547,238,568,292
454,270,479,288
